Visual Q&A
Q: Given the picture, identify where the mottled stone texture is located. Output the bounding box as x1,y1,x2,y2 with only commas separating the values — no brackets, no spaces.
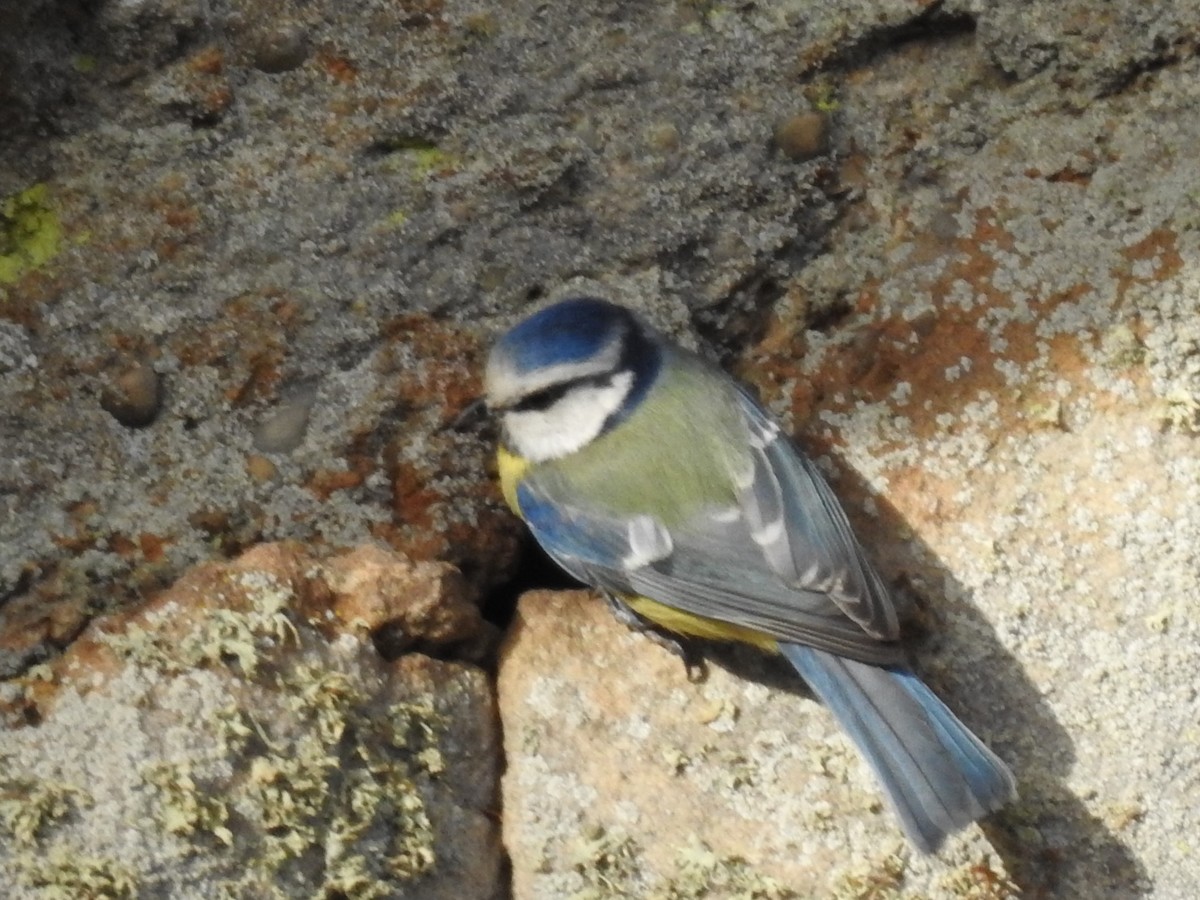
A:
3,0,1199,897
0,543,502,899
498,590,1015,898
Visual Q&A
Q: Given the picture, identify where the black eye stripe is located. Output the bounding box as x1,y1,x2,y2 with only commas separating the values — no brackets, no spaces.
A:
512,383,572,413
511,373,616,413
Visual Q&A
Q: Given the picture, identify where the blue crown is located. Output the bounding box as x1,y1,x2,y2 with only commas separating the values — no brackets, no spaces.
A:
495,297,633,375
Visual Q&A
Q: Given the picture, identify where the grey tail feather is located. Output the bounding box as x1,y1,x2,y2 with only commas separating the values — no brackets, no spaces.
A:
780,643,1017,854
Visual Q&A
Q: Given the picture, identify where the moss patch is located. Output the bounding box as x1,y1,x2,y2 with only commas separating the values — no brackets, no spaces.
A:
372,136,455,177
0,184,63,285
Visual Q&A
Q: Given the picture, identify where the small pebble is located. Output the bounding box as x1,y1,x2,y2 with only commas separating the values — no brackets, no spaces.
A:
251,25,309,74
245,454,278,482
101,362,162,428
253,389,316,453
774,111,830,161
645,122,681,153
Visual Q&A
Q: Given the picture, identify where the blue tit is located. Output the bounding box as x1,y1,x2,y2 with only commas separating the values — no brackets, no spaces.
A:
484,296,1016,853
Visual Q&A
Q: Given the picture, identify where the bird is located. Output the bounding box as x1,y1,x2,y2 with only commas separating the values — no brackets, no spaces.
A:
483,295,1016,853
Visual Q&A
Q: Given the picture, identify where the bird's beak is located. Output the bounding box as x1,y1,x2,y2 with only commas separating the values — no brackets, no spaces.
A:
449,396,490,432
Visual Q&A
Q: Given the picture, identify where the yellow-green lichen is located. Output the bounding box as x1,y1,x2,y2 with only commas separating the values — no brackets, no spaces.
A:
411,147,453,176
829,852,907,900
373,136,455,177
569,827,798,900
48,568,447,896
382,209,409,229
808,80,841,112
234,660,440,890
328,768,388,852
384,698,444,753
383,785,436,879
1100,322,1145,367
1159,387,1200,433
248,739,338,864
0,183,63,285
652,838,798,900
416,746,446,776
212,700,257,750
695,695,739,727
665,740,758,791
13,845,137,900
144,760,233,846
662,746,693,775
369,699,444,878
283,663,361,745
320,852,393,900
570,826,644,899
0,777,90,846
717,751,759,792
1023,398,1064,429
101,571,299,676
937,859,1019,900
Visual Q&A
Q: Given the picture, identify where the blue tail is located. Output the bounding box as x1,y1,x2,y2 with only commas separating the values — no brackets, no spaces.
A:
780,643,1016,853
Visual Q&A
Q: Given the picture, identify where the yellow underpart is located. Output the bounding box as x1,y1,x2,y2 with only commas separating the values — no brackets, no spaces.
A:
622,594,780,652
497,445,778,653
496,445,529,516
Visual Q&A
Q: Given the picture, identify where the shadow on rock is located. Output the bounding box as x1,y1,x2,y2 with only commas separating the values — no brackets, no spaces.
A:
692,457,1149,899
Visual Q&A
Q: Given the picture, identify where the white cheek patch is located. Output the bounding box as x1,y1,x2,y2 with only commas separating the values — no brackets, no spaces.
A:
504,371,634,463
622,515,673,570
504,408,594,461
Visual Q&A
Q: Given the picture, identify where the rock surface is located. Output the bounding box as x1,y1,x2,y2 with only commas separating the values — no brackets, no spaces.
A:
3,0,1199,897
498,590,1009,898
497,591,1035,898
0,543,502,899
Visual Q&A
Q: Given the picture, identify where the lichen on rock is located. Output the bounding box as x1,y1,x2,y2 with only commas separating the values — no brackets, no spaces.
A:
0,543,502,900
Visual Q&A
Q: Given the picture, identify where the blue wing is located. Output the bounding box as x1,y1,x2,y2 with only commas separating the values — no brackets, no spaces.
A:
513,366,1015,851
514,382,904,665
782,643,1016,852
730,387,899,641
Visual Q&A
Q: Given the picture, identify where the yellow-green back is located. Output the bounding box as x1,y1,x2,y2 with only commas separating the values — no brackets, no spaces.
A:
527,348,748,526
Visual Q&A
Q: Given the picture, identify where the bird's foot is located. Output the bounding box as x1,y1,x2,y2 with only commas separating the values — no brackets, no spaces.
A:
603,592,707,682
